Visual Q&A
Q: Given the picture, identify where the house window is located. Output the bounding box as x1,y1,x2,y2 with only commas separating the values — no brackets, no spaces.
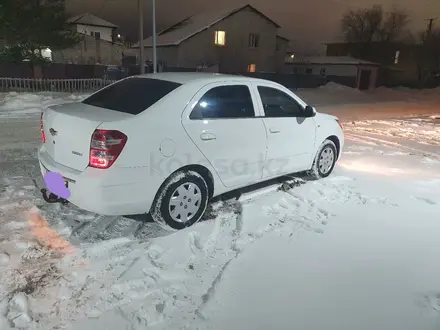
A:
394,50,400,64
249,33,260,48
248,64,256,72
306,68,312,74
94,32,101,39
214,31,226,46
320,68,327,76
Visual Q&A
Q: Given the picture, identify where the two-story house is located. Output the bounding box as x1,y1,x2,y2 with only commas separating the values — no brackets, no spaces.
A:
133,4,287,73
52,13,124,65
67,13,118,43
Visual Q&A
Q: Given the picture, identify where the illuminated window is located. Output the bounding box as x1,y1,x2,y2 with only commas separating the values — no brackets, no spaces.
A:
214,31,226,46
248,64,256,72
394,50,400,64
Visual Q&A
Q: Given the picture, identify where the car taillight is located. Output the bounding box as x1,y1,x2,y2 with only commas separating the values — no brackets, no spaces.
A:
40,112,46,143
336,119,343,130
89,129,127,169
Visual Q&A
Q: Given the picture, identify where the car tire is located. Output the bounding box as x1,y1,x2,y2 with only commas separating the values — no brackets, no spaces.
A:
150,170,209,230
308,139,338,180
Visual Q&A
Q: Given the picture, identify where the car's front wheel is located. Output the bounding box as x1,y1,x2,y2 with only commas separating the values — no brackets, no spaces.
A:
150,170,209,230
308,139,338,179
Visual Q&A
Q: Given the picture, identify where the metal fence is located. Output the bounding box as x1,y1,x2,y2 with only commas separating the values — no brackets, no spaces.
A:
0,78,116,93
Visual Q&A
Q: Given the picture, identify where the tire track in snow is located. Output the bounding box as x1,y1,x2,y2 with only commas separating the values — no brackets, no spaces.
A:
345,133,440,160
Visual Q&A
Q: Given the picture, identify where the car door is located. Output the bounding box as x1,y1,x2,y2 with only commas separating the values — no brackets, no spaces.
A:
253,83,317,178
182,82,267,188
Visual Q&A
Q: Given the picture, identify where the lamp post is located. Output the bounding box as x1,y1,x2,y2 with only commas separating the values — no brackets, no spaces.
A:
152,0,157,73
138,0,145,74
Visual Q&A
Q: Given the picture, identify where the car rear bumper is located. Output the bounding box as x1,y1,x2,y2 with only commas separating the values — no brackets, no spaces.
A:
38,145,165,216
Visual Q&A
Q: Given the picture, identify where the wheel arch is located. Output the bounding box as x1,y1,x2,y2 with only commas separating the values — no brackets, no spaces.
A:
162,164,214,199
179,164,214,199
325,135,340,158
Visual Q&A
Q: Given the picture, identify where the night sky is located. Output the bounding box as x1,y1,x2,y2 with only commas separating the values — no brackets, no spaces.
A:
66,0,440,54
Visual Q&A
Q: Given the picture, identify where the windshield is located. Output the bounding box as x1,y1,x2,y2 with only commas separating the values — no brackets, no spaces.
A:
82,77,182,115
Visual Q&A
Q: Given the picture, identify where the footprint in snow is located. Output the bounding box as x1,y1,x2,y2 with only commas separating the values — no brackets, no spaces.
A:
413,196,437,205
416,293,440,313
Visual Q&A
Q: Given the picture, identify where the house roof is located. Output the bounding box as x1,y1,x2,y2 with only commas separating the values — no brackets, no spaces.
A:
290,56,379,66
67,13,118,28
133,4,280,48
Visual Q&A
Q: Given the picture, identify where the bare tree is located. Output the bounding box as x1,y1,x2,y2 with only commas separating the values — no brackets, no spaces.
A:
341,5,383,43
341,5,409,43
379,6,410,41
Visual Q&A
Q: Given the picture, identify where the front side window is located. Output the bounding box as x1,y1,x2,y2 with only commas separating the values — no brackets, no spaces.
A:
82,77,181,115
190,85,255,119
257,86,304,118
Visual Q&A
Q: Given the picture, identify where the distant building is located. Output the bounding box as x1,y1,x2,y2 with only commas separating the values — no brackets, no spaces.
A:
132,4,288,73
325,42,431,87
285,56,379,90
67,13,118,43
51,13,124,65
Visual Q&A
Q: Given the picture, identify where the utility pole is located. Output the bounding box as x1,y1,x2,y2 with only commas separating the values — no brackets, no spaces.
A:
420,17,438,88
152,0,157,73
138,0,145,74
425,17,438,37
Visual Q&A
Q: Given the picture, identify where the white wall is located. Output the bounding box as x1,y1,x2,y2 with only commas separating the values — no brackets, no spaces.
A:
287,64,358,76
76,24,113,42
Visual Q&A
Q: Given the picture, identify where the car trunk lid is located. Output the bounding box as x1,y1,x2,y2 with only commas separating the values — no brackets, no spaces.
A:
42,102,132,172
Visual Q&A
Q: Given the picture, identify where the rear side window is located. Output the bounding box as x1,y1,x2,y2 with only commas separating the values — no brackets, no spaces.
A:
190,85,255,119
82,77,181,115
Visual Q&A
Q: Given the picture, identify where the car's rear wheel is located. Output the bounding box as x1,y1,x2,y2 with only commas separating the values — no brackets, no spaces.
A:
150,170,209,230
308,139,337,179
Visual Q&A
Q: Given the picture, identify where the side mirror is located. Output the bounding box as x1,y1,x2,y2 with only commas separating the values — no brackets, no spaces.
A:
304,105,316,117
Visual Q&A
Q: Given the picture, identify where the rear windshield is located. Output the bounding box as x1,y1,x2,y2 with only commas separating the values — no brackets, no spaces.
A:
82,77,182,115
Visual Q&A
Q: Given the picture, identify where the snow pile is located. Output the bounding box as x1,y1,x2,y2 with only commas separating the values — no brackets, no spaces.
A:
0,92,86,118
320,81,359,92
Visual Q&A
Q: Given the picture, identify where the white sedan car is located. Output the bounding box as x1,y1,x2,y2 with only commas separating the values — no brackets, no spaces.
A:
38,73,344,229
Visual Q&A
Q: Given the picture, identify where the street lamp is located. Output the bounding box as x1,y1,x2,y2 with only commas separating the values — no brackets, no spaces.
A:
138,0,144,74
152,0,157,73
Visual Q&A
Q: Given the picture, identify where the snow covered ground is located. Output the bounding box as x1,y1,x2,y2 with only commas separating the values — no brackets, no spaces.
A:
0,86,439,330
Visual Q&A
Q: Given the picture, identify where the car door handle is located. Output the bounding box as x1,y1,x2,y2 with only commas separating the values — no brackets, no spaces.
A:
200,132,216,141
269,128,280,133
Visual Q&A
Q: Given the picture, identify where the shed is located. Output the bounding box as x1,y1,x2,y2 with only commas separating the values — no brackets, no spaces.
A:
285,56,380,90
